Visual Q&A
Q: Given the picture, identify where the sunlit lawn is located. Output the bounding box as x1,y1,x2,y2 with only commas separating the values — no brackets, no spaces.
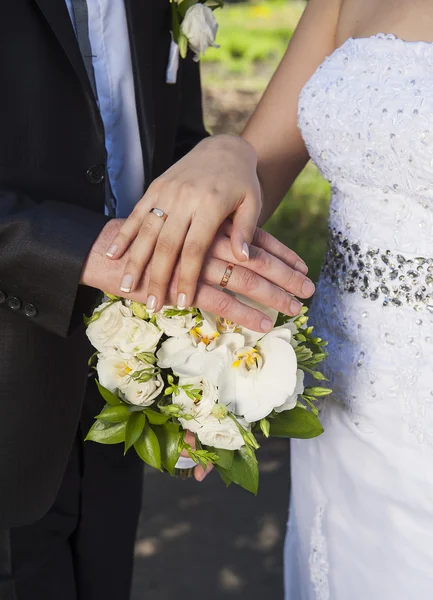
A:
202,1,330,284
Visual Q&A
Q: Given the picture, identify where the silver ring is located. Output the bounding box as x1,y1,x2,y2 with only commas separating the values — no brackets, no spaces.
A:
150,207,168,222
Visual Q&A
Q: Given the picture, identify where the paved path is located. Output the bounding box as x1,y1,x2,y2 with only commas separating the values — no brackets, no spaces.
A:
131,438,290,600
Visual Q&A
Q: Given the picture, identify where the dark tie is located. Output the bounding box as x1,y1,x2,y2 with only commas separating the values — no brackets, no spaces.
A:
70,0,116,216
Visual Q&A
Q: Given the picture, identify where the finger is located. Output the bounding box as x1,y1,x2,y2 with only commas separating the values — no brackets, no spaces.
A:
105,181,161,259
230,186,261,263
210,235,315,299
146,214,191,313
176,214,221,309
223,220,308,274
195,463,214,482
202,257,303,316
193,283,274,333
119,213,165,294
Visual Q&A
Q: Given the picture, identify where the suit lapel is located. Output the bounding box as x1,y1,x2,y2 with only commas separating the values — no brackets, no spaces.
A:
33,0,96,104
124,0,156,186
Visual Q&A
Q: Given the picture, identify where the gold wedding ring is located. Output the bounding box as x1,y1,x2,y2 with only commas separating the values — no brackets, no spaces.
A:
150,207,168,222
219,262,235,288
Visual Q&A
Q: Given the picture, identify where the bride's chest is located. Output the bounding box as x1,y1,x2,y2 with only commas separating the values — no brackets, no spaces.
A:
298,34,433,200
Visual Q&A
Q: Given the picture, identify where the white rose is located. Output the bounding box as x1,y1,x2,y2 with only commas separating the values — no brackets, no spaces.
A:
113,317,162,355
176,376,218,433
274,369,305,413
181,4,219,62
86,301,132,352
155,306,196,337
120,374,163,407
197,414,247,451
96,351,140,393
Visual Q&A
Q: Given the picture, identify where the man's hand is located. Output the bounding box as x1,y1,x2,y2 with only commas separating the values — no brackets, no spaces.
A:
81,218,315,333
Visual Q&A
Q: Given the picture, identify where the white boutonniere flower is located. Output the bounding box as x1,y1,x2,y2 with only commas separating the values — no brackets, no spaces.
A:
166,0,224,83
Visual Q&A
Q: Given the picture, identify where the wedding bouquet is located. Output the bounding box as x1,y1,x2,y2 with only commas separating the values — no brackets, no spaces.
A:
85,294,330,494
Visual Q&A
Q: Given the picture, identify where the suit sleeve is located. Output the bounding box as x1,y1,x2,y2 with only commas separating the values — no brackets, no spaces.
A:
0,190,108,337
174,54,210,161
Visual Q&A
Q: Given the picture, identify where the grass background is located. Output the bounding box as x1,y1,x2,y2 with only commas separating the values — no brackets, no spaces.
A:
201,0,331,284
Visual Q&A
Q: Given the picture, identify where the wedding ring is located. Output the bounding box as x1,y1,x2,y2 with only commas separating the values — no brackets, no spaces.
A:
150,207,168,222
219,262,235,288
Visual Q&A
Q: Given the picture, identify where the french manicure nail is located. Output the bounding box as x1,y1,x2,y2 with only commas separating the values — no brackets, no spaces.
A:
290,298,303,315
120,274,133,293
146,295,156,312
106,244,118,258
242,242,250,260
295,260,308,275
261,318,273,332
302,279,315,296
177,293,187,309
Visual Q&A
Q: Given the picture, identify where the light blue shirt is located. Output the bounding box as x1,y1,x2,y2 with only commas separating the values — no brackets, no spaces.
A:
65,0,144,217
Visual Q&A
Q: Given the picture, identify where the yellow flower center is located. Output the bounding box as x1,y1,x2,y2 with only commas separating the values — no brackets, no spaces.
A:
190,326,219,347
232,347,263,372
215,316,241,335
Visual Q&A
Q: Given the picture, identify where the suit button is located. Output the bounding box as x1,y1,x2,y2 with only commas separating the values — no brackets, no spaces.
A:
0,290,7,304
24,303,38,318
7,296,22,311
86,164,105,185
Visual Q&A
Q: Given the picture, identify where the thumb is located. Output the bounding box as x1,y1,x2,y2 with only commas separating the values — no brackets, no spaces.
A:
230,187,262,263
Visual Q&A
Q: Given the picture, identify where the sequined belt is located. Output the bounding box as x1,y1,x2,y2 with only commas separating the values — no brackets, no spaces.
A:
322,229,433,311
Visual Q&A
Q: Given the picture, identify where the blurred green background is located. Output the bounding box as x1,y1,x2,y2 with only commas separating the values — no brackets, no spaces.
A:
201,0,331,283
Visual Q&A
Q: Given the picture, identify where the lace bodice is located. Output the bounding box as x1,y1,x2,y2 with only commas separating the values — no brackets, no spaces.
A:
298,33,433,258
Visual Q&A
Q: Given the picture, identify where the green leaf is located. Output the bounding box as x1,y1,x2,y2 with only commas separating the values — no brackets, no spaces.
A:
124,411,146,453
178,32,188,59
95,405,130,423
104,293,121,301
85,420,126,444
210,447,234,470
215,465,232,487
222,446,259,495
178,0,199,19
171,1,181,43
134,423,162,470
154,422,183,475
95,380,122,406
269,406,324,439
143,409,170,425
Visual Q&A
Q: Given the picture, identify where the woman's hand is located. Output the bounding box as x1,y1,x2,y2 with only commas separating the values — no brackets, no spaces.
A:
105,135,263,313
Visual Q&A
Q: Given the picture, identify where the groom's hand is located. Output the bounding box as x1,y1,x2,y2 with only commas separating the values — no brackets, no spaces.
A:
81,219,315,332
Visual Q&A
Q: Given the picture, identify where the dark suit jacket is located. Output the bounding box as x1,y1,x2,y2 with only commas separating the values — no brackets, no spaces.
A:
0,0,208,527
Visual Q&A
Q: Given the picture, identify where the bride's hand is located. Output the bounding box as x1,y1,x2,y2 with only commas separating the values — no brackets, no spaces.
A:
105,135,264,312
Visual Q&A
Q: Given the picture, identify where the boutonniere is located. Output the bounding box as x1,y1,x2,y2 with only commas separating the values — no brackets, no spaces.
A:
166,0,224,84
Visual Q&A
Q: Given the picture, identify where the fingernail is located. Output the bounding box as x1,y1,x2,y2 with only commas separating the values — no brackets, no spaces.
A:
196,469,205,482
146,295,156,313
242,242,250,260
106,244,118,258
120,274,133,293
302,279,315,296
177,293,187,309
261,318,273,332
295,260,308,275
290,298,303,314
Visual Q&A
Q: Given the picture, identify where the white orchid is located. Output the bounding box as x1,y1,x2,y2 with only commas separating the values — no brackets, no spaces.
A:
274,369,305,413
216,324,299,423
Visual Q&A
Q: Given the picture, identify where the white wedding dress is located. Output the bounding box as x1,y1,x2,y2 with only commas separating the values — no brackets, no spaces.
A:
285,34,433,599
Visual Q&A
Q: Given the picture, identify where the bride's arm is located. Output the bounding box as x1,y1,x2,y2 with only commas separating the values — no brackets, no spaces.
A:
242,0,342,224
